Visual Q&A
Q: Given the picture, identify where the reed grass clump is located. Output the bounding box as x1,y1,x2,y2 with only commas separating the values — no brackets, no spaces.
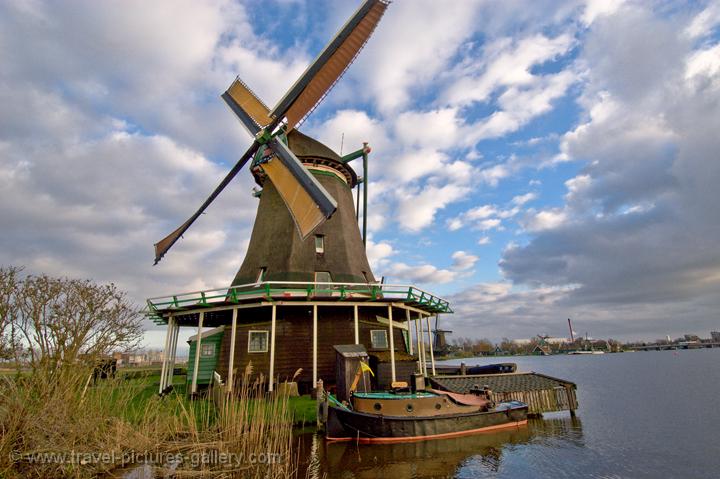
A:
0,364,298,478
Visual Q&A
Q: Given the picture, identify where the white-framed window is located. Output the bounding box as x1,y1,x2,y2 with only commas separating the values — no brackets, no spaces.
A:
200,343,215,357
315,235,325,254
248,330,269,353
371,329,388,349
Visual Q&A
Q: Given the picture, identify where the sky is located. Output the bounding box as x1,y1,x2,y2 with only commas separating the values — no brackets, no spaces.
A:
1,0,719,349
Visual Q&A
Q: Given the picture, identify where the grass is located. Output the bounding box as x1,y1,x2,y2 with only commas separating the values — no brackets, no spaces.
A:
0,364,300,478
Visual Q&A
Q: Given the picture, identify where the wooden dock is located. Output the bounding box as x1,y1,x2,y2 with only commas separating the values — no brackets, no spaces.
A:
429,372,578,416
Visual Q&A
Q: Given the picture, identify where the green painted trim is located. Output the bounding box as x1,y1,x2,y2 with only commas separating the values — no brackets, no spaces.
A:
307,168,351,188
340,147,365,163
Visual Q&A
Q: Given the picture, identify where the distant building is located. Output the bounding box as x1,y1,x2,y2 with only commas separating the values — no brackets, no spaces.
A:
711,331,720,342
544,337,570,345
512,339,532,346
683,334,700,343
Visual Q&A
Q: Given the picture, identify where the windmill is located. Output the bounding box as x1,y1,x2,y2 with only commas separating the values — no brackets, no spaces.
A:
153,0,390,264
148,0,451,396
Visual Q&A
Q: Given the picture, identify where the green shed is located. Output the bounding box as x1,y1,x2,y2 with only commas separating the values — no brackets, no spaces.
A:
187,326,225,389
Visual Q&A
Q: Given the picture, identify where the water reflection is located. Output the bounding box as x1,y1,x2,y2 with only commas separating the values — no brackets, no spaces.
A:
299,415,584,479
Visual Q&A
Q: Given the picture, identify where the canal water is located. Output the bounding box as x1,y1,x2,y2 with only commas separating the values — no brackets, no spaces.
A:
299,348,720,478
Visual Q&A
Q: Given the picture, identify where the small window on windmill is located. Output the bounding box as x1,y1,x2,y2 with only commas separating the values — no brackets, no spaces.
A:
200,343,215,357
248,330,268,353
371,329,389,349
315,235,325,254
256,267,266,283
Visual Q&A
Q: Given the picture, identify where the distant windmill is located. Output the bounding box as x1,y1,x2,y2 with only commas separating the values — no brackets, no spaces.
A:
153,0,390,264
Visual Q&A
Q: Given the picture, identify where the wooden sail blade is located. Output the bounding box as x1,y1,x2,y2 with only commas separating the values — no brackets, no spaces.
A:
262,157,330,240
270,137,337,218
153,140,259,264
270,0,389,131
222,78,273,135
263,138,337,238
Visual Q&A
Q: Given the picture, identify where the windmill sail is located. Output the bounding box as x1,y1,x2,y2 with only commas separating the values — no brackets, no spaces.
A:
223,78,273,131
271,0,389,131
153,0,389,264
266,137,337,238
153,141,258,264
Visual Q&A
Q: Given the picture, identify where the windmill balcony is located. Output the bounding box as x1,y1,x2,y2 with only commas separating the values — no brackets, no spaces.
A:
145,281,452,325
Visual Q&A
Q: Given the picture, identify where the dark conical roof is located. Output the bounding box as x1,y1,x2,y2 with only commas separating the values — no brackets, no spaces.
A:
287,130,342,161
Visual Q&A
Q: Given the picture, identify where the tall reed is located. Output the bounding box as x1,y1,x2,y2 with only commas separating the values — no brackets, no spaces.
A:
0,364,298,478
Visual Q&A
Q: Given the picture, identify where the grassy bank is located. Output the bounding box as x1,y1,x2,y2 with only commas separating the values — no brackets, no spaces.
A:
0,365,299,478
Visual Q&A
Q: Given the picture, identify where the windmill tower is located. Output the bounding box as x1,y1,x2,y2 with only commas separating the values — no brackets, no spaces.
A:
231,129,374,287
149,0,452,396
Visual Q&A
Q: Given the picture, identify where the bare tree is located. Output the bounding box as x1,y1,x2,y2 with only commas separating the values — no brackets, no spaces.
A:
3,267,143,370
0,266,22,361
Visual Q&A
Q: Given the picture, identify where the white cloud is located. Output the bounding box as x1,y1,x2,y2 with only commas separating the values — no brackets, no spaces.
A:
394,108,461,150
444,34,575,107
351,0,485,113
582,0,625,27
684,3,720,40
477,218,503,231
511,192,538,206
685,44,720,81
395,184,470,232
477,236,491,245
365,238,395,272
313,109,391,156
451,251,479,271
477,164,510,186
523,209,568,232
501,6,720,331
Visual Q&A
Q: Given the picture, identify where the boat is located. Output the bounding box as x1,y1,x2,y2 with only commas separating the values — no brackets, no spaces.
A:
434,362,517,375
568,350,605,355
324,388,528,443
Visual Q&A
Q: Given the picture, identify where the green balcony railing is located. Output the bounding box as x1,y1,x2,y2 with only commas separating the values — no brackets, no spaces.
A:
145,281,452,324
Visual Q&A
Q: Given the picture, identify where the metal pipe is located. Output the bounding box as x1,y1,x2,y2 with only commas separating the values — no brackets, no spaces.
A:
355,181,360,221
362,143,368,247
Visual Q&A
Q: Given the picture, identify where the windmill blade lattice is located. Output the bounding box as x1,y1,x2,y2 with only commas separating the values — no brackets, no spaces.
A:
153,0,389,264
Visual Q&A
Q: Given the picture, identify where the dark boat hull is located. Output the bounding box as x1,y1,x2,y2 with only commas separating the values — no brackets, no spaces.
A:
326,402,528,443
434,362,517,375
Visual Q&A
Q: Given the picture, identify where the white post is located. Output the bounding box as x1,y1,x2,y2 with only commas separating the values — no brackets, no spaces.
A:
269,304,277,392
159,316,172,393
406,308,413,355
312,304,318,386
227,307,238,393
388,305,396,384
191,312,204,395
418,315,427,376
427,315,436,376
165,320,179,390
414,316,422,373
353,304,359,344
